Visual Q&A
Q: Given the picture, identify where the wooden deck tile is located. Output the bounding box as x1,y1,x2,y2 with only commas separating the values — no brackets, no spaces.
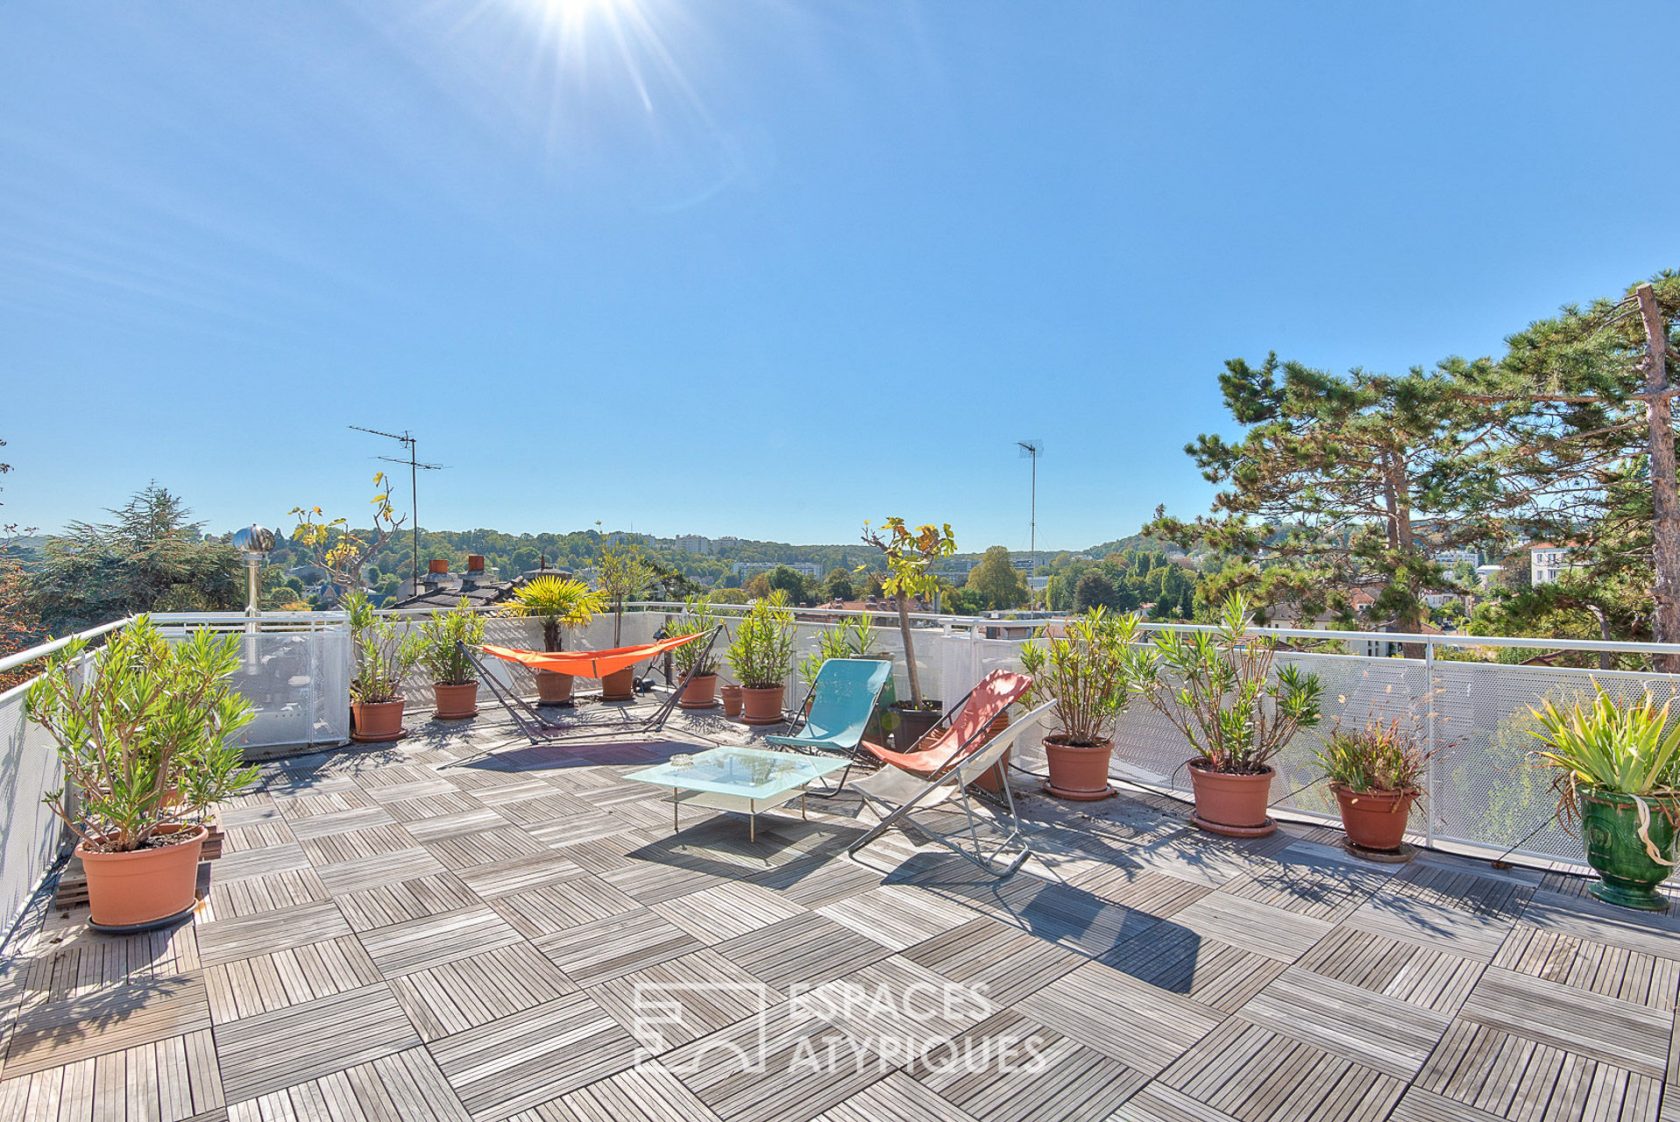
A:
1416,1018,1664,1121
1391,863,1535,921
1100,923,1287,1013
1342,890,1511,962
513,1060,723,1122
424,826,551,871
533,909,706,988
396,807,507,844
1237,966,1450,1078
390,941,576,1042
600,860,729,906
4,974,211,1078
1295,925,1486,1014
205,934,381,1023
718,912,891,992
1223,862,1380,921
453,850,585,899
1110,1082,1245,1121
284,805,396,842
903,916,1084,1007
216,983,420,1103
816,1071,977,1122
652,883,808,945
802,955,994,1056
379,790,483,824
909,1006,1146,1122
429,992,635,1121
315,847,449,895
1456,966,1671,1078
206,868,331,921
222,820,298,853
590,948,777,1054
1078,866,1215,919
198,901,351,966
1019,960,1222,1077
983,878,1164,959
213,843,313,884
816,885,975,953
335,872,481,933
1495,923,1680,1012
357,906,524,977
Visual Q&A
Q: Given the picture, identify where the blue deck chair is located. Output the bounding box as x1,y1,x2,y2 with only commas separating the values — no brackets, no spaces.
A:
765,658,893,794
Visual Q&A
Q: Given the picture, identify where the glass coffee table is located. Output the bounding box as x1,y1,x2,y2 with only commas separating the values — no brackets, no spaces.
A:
627,746,849,842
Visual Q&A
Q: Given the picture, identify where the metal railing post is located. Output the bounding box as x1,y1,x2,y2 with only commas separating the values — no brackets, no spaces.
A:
1424,636,1438,849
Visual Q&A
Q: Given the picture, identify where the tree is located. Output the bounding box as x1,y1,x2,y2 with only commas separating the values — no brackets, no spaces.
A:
822,568,856,602
1150,356,1506,636
32,483,242,632
765,565,813,606
863,517,956,707
597,544,656,645
289,474,406,606
966,546,1031,611
1073,570,1120,613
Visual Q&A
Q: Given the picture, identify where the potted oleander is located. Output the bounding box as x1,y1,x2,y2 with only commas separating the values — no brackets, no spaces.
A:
503,576,605,706
25,617,258,929
1317,718,1431,853
419,597,487,720
1531,688,1680,911
1021,608,1139,800
666,599,723,710
348,595,424,742
728,593,796,725
1125,594,1323,837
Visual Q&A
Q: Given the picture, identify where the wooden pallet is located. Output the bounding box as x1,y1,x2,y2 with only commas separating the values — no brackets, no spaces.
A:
51,826,224,913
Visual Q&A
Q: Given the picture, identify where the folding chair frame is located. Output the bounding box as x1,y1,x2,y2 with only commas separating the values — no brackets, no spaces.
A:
771,661,893,798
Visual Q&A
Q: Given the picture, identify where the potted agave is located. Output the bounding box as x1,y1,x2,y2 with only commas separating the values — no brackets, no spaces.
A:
419,598,487,720
1317,718,1431,853
1127,595,1323,837
666,599,723,710
347,594,423,743
1531,688,1680,911
25,618,259,930
1021,608,1138,800
727,594,797,725
503,576,605,706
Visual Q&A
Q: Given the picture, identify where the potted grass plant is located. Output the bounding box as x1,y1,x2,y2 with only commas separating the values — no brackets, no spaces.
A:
503,576,606,706
1530,687,1680,911
1125,594,1323,837
25,617,259,929
666,598,723,710
728,593,796,725
419,597,487,720
347,593,423,742
1317,718,1431,853
1021,608,1139,800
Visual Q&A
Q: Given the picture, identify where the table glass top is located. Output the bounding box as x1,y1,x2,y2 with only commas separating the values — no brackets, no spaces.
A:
627,745,848,799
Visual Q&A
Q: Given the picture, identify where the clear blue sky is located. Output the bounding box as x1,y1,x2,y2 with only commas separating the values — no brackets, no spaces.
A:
4,2,1677,550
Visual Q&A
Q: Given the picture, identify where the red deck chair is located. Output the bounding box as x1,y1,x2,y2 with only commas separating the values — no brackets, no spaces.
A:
860,669,1034,778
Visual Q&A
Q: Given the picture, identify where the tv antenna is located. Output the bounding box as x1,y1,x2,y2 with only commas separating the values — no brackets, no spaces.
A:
350,425,449,595
1017,440,1044,604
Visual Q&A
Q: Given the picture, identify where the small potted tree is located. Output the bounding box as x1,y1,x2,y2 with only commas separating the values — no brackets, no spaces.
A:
1126,594,1323,836
419,598,487,720
347,593,423,742
1316,718,1431,853
502,576,604,706
863,517,955,749
597,545,656,700
728,594,796,725
25,618,259,929
665,598,723,710
1531,688,1680,910
1021,608,1139,800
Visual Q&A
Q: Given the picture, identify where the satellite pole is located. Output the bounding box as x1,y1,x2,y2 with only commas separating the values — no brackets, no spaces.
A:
1017,440,1042,606
350,425,448,595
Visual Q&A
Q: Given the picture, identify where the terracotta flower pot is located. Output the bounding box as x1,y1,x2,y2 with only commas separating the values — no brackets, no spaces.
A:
740,685,786,725
351,698,406,743
79,824,207,930
972,710,1013,794
432,682,479,720
1578,787,1679,911
1332,783,1416,852
1188,762,1276,837
536,670,575,706
679,673,719,710
600,667,635,701
892,703,944,752
721,684,744,719
1043,736,1115,801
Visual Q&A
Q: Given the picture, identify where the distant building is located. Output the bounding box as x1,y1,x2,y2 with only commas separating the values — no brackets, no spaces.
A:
932,558,977,580
1432,549,1481,569
1475,563,1505,587
1529,544,1576,586
731,560,821,579
673,534,715,555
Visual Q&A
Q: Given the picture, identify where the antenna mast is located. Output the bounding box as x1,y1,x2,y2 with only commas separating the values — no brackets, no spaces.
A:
1017,440,1043,606
350,425,448,595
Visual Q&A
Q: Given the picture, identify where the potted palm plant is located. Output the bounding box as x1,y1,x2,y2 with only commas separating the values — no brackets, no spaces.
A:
1317,718,1431,853
728,594,796,725
863,517,955,748
419,598,487,720
503,576,605,706
666,598,723,710
1021,608,1139,800
597,545,656,700
347,593,423,743
1125,595,1323,836
1531,688,1680,911
25,617,258,929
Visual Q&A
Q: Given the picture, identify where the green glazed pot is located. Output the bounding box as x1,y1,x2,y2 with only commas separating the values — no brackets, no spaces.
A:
1578,787,1678,912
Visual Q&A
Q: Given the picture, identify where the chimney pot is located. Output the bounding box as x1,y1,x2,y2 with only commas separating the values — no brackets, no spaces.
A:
428,559,450,575
467,554,486,573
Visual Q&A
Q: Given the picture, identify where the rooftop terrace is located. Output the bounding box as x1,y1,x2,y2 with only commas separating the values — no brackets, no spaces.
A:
3,695,1678,1122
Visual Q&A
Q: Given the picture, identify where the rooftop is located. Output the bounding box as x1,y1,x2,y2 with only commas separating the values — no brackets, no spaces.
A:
3,696,1677,1122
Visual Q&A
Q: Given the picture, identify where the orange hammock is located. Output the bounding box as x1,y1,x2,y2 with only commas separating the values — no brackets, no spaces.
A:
479,631,707,681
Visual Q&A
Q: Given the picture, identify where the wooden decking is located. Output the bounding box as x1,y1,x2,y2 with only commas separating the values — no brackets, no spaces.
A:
2,698,1678,1121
